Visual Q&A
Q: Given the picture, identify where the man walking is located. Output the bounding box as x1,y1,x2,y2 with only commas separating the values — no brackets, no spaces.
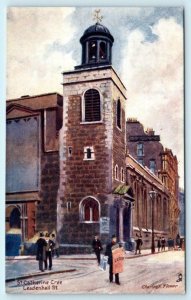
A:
45,233,55,270
135,235,143,254
157,237,161,252
36,232,47,272
92,234,103,265
161,236,166,251
105,234,120,285
51,233,60,258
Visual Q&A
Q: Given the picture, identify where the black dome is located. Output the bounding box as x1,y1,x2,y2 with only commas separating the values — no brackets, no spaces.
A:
80,22,114,43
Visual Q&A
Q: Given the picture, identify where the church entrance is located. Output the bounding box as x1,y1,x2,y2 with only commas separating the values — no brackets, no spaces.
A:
6,205,22,256
123,205,131,241
10,207,21,229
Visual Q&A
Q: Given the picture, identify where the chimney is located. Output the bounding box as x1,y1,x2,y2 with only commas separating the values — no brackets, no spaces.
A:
146,128,155,136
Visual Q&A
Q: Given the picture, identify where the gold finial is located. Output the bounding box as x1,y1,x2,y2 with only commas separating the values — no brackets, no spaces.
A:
93,9,103,23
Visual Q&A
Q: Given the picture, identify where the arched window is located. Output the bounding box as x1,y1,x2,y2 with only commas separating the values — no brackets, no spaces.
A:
115,165,119,180
117,99,121,129
121,168,124,182
89,40,97,62
80,197,100,222
10,207,21,229
99,42,107,60
83,89,101,122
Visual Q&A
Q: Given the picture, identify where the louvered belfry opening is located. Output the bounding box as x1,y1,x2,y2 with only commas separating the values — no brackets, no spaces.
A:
117,99,121,128
84,89,101,122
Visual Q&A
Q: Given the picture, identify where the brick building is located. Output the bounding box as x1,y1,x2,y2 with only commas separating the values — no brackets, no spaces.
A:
126,154,170,248
178,188,185,237
159,148,180,237
126,118,180,239
126,118,163,174
6,93,62,254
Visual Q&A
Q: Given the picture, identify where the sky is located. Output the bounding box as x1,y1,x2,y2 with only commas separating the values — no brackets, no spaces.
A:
6,7,184,187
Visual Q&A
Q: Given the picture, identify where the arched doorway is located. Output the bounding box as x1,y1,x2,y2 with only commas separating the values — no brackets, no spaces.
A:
6,205,21,232
123,205,131,241
6,205,22,256
10,207,21,229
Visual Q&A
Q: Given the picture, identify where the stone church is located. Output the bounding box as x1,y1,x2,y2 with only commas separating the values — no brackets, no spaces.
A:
6,20,180,255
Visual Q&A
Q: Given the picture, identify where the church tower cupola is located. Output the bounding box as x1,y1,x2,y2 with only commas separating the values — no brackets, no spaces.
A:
75,11,114,70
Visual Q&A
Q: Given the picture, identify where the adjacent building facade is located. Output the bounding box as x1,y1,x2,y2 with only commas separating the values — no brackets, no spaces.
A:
178,188,185,237
126,119,180,239
126,154,170,248
6,93,62,254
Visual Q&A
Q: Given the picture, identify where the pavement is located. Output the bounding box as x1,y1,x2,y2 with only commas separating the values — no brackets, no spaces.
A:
5,249,172,282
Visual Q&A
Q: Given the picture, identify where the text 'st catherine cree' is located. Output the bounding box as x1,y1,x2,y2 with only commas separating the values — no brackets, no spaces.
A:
5,7,184,294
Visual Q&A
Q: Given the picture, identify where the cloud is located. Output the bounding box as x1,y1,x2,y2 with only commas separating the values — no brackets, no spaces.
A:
7,7,76,98
121,18,184,186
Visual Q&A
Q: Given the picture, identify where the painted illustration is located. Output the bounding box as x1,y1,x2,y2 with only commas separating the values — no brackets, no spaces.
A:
5,7,184,294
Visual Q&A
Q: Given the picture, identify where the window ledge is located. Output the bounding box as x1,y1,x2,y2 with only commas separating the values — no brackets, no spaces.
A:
83,158,95,161
80,121,103,125
116,125,122,132
79,221,100,224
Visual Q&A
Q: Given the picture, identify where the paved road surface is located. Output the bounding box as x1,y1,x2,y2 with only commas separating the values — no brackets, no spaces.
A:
6,251,185,294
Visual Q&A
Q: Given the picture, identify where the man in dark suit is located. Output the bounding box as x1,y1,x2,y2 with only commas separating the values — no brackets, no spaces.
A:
36,232,47,272
92,234,103,265
44,233,55,270
161,236,166,251
135,235,143,254
105,234,120,285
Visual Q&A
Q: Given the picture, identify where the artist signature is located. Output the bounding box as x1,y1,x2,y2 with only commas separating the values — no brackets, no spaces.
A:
142,273,183,289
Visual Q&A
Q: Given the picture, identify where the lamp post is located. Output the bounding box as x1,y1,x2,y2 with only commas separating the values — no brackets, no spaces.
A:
149,190,157,254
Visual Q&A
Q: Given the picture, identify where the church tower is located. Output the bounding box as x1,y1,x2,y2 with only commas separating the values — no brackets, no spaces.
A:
57,15,133,254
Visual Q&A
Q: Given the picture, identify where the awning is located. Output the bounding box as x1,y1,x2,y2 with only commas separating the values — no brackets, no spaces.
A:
113,184,131,195
113,184,135,201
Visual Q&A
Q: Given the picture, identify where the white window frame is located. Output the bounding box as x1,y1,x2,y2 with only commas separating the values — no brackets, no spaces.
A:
83,146,95,160
79,196,100,223
116,98,122,131
81,88,103,124
115,164,119,181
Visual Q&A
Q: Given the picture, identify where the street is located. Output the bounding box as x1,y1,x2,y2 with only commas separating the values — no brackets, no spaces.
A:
6,251,185,294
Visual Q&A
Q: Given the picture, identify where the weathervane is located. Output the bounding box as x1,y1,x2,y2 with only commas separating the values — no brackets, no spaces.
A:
93,9,103,23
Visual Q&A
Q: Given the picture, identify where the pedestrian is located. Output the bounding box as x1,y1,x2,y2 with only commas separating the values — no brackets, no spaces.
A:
157,237,161,252
105,234,120,285
45,233,55,270
51,233,60,258
135,235,143,254
92,234,103,265
161,236,166,251
36,232,47,272
176,233,181,250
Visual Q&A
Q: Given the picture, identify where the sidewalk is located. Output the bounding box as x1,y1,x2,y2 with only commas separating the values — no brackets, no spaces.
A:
6,249,168,282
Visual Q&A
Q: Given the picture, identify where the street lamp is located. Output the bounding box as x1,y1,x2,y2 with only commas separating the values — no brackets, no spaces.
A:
149,190,157,254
